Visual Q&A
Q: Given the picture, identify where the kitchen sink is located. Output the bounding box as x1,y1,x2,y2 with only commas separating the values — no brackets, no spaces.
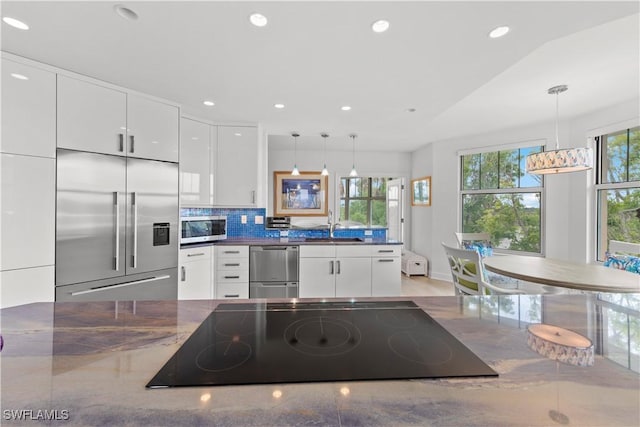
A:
303,237,364,243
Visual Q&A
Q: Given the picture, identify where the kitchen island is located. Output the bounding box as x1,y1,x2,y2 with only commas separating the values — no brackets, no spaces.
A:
1,294,638,426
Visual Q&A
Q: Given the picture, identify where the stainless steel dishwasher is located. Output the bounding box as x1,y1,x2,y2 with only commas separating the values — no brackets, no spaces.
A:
249,246,298,298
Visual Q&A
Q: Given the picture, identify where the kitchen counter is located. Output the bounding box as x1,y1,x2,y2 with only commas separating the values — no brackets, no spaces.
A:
182,237,402,248
1,294,638,426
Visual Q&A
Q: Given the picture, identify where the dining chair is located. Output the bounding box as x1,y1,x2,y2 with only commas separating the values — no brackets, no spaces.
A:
442,242,524,296
454,232,490,247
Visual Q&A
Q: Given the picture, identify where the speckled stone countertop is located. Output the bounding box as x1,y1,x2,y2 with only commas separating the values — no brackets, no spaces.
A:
1,294,638,426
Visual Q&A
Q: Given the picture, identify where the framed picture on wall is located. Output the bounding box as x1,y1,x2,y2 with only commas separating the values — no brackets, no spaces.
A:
274,171,329,216
411,176,431,206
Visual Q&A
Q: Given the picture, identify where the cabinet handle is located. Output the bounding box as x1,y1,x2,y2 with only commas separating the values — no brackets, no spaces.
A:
336,260,341,275
330,260,334,274
113,192,120,271
118,134,124,152
132,192,138,268
224,263,240,267
378,249,394,253
224,250,240,254
187,253,205,257
224,294,240,298
251,190,256,204
224,275,240,279
378,259,394,263
129,135,135,153
181,266,186,281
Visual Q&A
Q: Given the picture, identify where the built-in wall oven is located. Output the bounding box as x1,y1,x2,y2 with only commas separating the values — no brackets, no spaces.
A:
249,246,299,298
180,216,227,244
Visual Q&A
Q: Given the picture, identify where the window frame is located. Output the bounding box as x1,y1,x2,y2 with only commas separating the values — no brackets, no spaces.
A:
594,126,640,261
459,145,545,256
339,176,388,227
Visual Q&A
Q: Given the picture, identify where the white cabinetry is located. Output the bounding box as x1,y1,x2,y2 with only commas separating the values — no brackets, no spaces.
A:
299,245,373,298
215,246,249,299
178,246,212,300
1,58,56,158
180,118,215,206
371,245,402,296
1,266,55,309
215,126,258,206
299,245,336,298
57,75,178,162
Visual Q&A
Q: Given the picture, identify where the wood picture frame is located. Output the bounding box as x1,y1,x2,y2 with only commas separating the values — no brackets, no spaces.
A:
411,176,431,206
274,171,329,216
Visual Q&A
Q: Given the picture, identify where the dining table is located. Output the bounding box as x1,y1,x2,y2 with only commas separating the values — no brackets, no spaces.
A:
483,254,640,293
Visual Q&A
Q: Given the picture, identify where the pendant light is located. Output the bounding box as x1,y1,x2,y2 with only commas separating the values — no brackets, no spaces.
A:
349,133,358,177
525,85,593,174
320,133,329,176
291,132,300,176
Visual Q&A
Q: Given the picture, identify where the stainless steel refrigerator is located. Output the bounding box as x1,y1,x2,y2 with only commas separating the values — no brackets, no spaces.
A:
55,149,178,301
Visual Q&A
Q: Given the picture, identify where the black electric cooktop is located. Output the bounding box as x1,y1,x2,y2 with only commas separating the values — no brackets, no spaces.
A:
147,301,497,388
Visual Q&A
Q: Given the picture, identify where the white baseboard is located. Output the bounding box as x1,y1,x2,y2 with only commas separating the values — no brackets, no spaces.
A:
430,271,451,282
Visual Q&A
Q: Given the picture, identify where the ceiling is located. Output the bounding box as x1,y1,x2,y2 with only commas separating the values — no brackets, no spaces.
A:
1,1,638,152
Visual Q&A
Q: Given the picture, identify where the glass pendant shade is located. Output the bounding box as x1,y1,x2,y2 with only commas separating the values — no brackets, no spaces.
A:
320,133,329,176
291,132,300,176
526,85,593,175
349,133,358,177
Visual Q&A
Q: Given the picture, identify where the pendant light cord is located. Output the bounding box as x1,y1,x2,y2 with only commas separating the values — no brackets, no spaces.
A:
554,90,560,150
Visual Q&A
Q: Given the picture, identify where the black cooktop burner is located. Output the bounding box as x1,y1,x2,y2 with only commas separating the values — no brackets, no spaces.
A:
147,301,497,388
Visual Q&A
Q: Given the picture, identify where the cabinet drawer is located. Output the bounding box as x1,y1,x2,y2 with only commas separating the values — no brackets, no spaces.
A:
216,257,248,271
180,246,211,263
216,270,249,283
336,245,371,257
371,245,401,257
300,245,335,258
216,246,249,258
216,282,249,299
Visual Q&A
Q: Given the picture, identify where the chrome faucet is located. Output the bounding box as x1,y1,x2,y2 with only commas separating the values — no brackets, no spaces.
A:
328,209,335,238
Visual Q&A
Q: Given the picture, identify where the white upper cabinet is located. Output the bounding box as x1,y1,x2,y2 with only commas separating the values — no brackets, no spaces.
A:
1,58,56,158
57,75,178,162
127,94,179,162
57,75,127,156
215,126,258,206
180,118,214,206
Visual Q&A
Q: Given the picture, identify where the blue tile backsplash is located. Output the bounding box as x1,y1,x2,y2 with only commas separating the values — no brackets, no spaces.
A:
180,208,387,240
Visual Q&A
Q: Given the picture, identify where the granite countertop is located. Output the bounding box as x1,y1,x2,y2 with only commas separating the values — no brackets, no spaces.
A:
182,237,403,249
1,294,638,426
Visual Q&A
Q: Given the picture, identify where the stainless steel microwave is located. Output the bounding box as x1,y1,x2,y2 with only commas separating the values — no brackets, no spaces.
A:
180,216,227,244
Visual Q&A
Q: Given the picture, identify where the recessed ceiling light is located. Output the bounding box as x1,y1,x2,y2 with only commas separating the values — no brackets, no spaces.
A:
114,5,139,21
10,73,28,80
203,100,215,107
274,103,285,109
234,133,242,137
406,108,416,113
371,19,390,33
249,13,268,27
489,26,510,38
341,106,352,111
2,16,29,30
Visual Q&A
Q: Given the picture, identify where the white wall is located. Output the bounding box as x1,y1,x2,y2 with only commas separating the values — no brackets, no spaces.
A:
413,98,640,282
267,145,412,247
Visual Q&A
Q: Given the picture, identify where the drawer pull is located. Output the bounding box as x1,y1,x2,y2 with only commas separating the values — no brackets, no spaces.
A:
224,250,241,254
224,294,240,298
378,249,394,253
224,263,240,267
224,275,240,279
181,266,186,281
187,252,206,257
378,259,395,263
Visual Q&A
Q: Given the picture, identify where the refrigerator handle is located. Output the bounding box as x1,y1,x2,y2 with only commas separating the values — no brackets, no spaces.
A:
132,192,138,268
113,192,120,271
129,135,135,153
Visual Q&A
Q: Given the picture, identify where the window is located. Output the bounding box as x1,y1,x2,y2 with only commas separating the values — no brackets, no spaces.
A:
339,177,387,227
460,145,544,254
596,126,640,260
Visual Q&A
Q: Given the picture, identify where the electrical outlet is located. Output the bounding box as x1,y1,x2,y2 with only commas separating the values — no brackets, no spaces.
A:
255,215,264,224
241,215,247,224
364,230,373,236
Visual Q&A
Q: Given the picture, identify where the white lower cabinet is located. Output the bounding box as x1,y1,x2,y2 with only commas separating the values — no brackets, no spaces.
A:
215,246,249,299
178,246,212,300
1,266,55,309
335,246,372,298
299,245,336,298
371,245,402,296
